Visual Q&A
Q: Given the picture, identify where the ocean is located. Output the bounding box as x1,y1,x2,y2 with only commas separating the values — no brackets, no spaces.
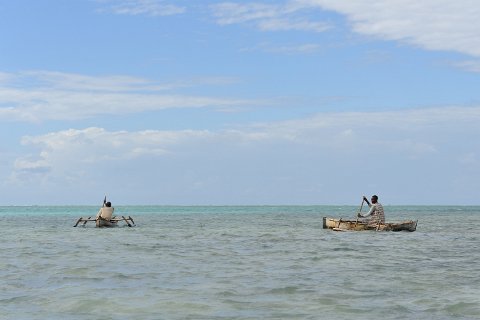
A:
1,205,479,320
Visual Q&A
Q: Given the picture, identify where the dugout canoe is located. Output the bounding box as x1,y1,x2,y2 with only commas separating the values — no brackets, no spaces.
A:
323,217,417,232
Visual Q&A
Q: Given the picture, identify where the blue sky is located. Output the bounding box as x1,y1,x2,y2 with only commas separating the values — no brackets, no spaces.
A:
1,0,480,205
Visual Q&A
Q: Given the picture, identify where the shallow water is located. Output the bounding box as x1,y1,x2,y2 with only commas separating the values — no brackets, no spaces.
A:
1,206,479,319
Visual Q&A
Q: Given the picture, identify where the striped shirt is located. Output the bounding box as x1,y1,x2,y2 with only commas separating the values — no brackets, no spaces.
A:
365,202,385,224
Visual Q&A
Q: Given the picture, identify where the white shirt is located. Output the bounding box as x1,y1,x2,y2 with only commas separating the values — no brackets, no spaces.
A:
96,207,114,220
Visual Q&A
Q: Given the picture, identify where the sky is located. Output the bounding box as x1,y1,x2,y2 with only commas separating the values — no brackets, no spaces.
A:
1,0,480,205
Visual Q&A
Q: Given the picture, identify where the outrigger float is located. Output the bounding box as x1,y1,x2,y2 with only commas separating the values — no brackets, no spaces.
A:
323,217,417,232
74,216,136,228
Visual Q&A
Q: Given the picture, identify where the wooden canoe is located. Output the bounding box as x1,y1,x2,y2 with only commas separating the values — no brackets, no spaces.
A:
323,217,417,232
73,215,135,227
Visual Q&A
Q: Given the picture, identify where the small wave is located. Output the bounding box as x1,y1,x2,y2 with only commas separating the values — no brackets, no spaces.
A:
266,286,299,294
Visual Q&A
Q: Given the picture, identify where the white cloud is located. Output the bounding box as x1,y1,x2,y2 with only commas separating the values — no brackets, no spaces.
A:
10,127,213,186
6,105,480,204
212,1,480,60
250,43,323,54
453,60,480,73
0,71,249,122
210,2,330,32
13,158,51,174
14,105,480,176
18,127,212,165
303,0,480,58
96,0,185,16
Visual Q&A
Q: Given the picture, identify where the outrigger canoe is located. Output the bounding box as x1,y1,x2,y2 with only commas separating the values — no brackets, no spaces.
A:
323,217,417,232
73,216,135,227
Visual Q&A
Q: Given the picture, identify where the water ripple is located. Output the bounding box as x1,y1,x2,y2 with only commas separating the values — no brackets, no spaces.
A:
0,206,479,319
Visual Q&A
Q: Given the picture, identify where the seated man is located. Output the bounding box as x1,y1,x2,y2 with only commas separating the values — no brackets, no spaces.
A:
357,195,385,225
96,201,115,227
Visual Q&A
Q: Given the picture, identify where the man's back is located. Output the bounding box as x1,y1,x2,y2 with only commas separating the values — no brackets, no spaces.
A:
371,202,385,224
97,207,114,220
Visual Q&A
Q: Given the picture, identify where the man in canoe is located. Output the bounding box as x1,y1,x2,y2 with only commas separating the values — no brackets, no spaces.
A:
96,200,115,227
357,195,385,225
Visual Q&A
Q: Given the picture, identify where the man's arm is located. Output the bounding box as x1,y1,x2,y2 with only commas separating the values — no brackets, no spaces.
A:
363,196,371,207
364,204,375,217
358,199,375,218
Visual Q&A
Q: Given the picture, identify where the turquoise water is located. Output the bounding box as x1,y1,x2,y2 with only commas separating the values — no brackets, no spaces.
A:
1,206,479,319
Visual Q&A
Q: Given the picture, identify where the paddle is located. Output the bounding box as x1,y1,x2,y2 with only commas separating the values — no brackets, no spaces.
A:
96,196,107,222
334,198,364,231
354,198,364,227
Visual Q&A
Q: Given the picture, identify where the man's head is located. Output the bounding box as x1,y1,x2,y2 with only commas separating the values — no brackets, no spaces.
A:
105,201,112,207
371,195,378,203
